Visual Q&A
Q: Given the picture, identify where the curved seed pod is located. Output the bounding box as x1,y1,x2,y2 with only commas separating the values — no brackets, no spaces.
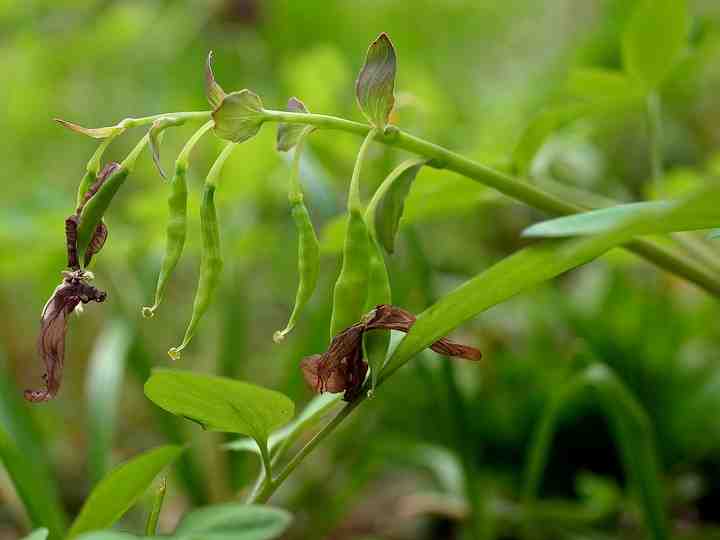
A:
274,127,320,343
362,238,392,393
169,142,236,360
329,130,377,338
143,121,214,319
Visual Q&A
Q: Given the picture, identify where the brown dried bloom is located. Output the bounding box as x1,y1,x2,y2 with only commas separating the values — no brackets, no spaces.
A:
25,270,106,402
301,304,481,401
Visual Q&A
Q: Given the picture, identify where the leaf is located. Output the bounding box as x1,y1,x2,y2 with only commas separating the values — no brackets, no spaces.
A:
366,158,426,253
174,504,292,540
86,320,130,486
144,369,294,444
205,51,227,110
74,533,143,540
67,445,183,539
225,393,341,459
512,103,588,177
0,426,67,539
22,530,49,540
54,119,123,139
565,68,644,108
384,183,720,377
356,33,397,130
523,365,667,540
523,201,672,237
212,89,266,143
276,97,313,152
622,0,689,90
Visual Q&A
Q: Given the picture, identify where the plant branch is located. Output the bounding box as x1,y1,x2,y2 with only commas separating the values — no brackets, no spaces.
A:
263,109,720,296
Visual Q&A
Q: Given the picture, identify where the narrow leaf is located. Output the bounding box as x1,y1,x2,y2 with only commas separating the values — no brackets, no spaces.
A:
205,51,227,110
22,530,49,540
67,445,183,539
523,201,671,237
55,119,123,139
524,365,667,540
356,33,397,130
384,183,720,377
276,97,312,152
174,504,292,540
212,89,266,143
366,158,425,253
622,0,689,90
144,369,294,444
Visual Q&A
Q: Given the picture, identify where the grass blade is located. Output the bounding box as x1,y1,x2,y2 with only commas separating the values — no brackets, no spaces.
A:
523,364,666,540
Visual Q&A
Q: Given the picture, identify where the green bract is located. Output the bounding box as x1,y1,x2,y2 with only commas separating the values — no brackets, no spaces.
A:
355,33,396,130
212,89,266,143
276,97,312,152
144,369,294,444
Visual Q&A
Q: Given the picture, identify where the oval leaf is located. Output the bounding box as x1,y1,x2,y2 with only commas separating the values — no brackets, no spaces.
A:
67,445,183,539
276,97,312,152
622,0,688,90
144,369,294,443
205,51,227,110
212,89,266,143
356,33,397,130
366,158,425,253
174,504,292,540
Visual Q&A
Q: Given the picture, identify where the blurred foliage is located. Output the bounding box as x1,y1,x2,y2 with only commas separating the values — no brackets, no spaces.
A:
1,0,720,539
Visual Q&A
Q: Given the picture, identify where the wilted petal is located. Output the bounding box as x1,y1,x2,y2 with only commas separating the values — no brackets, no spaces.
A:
83,220,108,267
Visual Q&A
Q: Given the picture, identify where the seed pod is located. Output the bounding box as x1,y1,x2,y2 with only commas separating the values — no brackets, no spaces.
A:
329,129,377,338
143,121,213,319
274,126,320,342
169,142,236,359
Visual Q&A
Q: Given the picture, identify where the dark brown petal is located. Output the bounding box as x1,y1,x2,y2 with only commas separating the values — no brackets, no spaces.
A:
77,162,120,214
364,304,415,332
430,338,482,361
83,220,108,267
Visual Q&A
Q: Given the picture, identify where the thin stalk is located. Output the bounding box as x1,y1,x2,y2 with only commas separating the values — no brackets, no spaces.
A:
348,128,377,211
111,111,212,131
646,91,663,184
176,120,214,169
288,127,314,204
263,109,720,296
145,477,167,536
206,142,237,189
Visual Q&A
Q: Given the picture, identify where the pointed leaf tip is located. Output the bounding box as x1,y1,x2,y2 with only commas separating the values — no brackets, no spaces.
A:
55,118,121,139
276,97,313,152
356,32,397,130
205,51,227,110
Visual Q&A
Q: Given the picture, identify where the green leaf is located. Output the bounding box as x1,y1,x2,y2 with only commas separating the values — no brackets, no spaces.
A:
523,201,671,237
144,369,294,444
366,158,426,254
174,504,292,540
212,89,266,143
523,365,667,540
86,320,130,486
0,426,67,539
22,530,49,540
384,183,720,377
276,97,313,152
512,103,588,176
622,0,689,90
205,51,227,110
67,445,183,539
355,33,397,130
54,118,123,139
74,533,145,540
565,68,643,108
225,393,341,459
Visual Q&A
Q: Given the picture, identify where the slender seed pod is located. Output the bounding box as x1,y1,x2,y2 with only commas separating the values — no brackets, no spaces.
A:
273,127,320,342
329,129,377,338
75,136,116,208
363,238,392,393
143,121,214,319
169,142,236,360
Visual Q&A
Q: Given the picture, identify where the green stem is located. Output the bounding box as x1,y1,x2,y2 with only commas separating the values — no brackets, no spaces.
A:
263,109,720,296
288,127,314,204
348,128,377,211
177,120,215,169
646,91,663,184
113,111,212,131
145,477,167,536
206,142,237,189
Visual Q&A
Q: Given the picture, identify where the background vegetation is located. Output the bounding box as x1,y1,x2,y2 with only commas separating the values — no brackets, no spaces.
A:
2,0,720,539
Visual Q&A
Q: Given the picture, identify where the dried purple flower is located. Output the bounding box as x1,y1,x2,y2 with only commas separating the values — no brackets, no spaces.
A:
301,304,481,401
25,270,106,402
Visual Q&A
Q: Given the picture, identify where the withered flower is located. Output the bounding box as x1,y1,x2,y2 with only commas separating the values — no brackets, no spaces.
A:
301,304,481,401
25,270,106,402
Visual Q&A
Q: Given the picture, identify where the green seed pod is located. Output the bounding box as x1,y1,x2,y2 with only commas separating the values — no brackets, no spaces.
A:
363,238,392,393
169,142,236,360
274,126,320,343
329,129,377,338
143,121,213,319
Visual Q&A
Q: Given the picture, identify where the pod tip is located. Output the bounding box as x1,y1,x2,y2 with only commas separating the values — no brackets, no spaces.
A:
142,306,156,319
